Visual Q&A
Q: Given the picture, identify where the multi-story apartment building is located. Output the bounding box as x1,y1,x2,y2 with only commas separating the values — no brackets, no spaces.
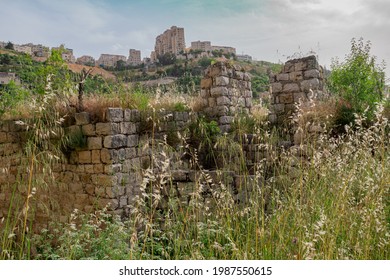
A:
190,41,211,52
25,43,50,57
128,49,141,65
76,55,96,66
211,45,236,55
97,54,127,68
13,44,32,55
154,26,186,59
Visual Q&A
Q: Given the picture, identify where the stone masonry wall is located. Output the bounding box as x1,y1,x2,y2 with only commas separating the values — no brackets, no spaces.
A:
269,55,324,125
200,62,252,132
0,109,194,230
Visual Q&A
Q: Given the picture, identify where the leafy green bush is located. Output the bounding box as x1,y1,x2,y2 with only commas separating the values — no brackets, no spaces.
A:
0,81,30,117
327,38,386,127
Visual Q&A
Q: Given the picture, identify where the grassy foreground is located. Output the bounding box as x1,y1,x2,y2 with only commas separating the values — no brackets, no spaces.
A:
1,88,388,260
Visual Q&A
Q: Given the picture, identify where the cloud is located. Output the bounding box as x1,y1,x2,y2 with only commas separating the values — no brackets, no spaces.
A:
0,0,388,77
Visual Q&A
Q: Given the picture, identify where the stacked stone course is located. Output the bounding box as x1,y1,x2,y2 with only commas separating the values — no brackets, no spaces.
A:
0,108,194,229
200,62,252,132
269,55,324,125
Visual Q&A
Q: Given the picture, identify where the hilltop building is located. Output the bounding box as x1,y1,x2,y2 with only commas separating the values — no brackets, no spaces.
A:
0,72,20,85
13,44,32,55
128,49,141,65
236,54,252,61
211,45,236,55
97,54,127,68
76,55,96,66
189,40,236,58
190,41,211,52
154,26,186,60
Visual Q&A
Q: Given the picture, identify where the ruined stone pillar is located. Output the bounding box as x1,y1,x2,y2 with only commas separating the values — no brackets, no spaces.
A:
200,62,252,132
269,55,324,125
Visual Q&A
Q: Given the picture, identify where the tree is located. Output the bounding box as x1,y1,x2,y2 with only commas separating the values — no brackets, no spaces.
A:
115,60,127,71
5,41,14,50
327,37,385,126
157,53,176,66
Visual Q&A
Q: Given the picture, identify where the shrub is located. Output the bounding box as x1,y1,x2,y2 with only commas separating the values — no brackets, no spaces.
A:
327,38,386,127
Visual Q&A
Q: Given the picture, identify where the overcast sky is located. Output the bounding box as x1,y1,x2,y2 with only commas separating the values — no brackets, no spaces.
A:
1,0,389,78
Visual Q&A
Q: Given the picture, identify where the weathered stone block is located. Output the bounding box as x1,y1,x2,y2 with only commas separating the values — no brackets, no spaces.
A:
276,73,289,81
85,164,94,174
289,71,303,81
95,186,106,197
79,151,91,164
211,86,228,97
208,97,216,107
283,83,300,93
91,149,101,163
84,184,95,195
210,63,228,76
215,76,230,86
124,109,131,121
93,163,104,173
0,132,7,143
273,103,285,113
106,186,124,199
245,98,252,107
104,134,127,148
69,183,83,193
127,134,139,147
201,78,212,89
244,90,253,98
125,147,137,159
217,96,231,106
88,137,102,150
120,122,137,135
217,106,229,116
237,97,246,107
106,108,123,122
243,72,251,81
284,61,295,72
219,116,234,125
295,61,307,71
279,93,294,104
96,123,119,135
200,89,209,98
75,112,90,125
304,69,320,79
92,174,115,187
271,82,282,94
300,78,320,92
233,71,244,80
82,124,96,136
101,148,112,164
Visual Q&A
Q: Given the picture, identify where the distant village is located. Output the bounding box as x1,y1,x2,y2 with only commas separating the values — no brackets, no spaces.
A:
0,26,253,70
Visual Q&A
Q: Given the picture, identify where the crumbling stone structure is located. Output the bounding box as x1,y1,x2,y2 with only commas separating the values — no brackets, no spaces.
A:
0,109,194,229
200,62,252,132
269,55,324,125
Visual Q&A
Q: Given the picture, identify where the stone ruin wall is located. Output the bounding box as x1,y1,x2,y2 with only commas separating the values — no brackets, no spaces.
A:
0,109,195,230
268,55,324,126
199,62,252,132
1,58,325,230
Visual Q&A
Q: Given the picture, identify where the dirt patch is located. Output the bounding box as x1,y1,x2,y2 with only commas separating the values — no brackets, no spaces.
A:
67,63,116,80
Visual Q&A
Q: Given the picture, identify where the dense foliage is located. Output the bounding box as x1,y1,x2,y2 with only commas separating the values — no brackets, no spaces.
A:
327,38,386,126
